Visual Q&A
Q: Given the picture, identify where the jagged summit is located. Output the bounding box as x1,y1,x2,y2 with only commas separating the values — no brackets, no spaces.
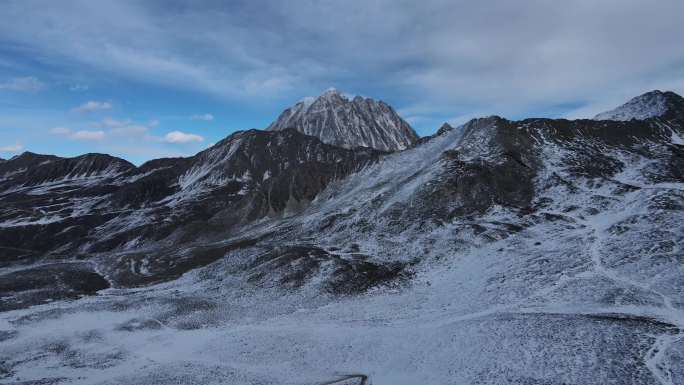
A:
267,88,419,152
594,90,684,121
436,122,455,136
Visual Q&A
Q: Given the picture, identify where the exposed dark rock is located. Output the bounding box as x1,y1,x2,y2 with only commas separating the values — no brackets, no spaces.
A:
0,263,110,311
437,122,455,136
245,245,411,294
0,129,383,261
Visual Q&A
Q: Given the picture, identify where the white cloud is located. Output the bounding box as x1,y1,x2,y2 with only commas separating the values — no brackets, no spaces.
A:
96,117,150,136
72,101,112,113
0,144,24,152
50,126,72,135
0,76,44,92
191,113,214,121
50,126,107,141
111,124,148,136
72,130,105,141
164,130,204,143
100,117,131,127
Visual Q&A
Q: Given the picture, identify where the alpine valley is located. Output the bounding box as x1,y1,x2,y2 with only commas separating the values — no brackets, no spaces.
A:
1,89,683,385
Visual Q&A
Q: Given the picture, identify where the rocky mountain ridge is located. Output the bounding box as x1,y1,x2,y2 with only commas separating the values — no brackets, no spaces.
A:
0,128,382,269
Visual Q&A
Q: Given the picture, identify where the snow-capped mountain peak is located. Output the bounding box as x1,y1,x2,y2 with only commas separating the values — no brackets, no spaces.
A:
268,88,419,151
594,89,684,121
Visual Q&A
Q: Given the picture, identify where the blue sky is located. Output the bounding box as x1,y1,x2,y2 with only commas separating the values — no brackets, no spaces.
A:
1,0,683,164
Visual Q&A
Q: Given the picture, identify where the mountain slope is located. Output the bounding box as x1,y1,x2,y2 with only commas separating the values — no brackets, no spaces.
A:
268,88,419,151
0,129,382,283
595,90,684,121
0,91,683,384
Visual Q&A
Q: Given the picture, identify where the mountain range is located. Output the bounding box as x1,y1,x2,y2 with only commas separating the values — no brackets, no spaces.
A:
0,89,683,384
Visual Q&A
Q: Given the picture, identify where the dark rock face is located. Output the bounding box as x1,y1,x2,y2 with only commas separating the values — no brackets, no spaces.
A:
0,263,109,311
100,237,261,288
0,152,134,189
0,129,381,253
419,117,538,219
436,122,455,136
268,88,419,151
245,245,410,295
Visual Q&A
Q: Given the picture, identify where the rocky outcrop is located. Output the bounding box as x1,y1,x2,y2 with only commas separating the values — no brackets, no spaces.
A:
268,88,419,151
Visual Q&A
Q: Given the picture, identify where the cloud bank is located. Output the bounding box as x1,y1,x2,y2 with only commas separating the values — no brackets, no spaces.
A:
0,0,681,120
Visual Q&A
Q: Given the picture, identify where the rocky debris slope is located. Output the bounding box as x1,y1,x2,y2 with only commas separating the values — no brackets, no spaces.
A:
268,88,419,151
